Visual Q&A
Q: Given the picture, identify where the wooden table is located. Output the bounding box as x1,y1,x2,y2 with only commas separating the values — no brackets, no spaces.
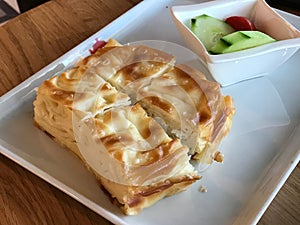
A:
0,0,299,224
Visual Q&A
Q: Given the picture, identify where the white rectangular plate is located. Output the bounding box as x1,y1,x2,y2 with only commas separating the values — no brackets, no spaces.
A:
0,1,299,225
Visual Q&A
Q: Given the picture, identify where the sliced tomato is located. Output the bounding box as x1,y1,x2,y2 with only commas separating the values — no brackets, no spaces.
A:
89,39,107,54
225,16,256,31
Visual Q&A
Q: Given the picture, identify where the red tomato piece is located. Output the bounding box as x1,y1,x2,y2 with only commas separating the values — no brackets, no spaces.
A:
225,16,256,31
89,39,107,54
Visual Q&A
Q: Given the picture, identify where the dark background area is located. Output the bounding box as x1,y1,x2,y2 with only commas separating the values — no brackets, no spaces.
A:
17,0,49,13
11,0,300,14
267,0,300,8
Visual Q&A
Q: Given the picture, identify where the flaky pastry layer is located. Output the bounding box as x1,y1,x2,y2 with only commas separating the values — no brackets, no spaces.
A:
33,39,201,215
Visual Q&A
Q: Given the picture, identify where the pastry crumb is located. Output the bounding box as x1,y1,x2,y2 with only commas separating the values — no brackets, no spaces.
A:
199,185,207,193
214,151,224,163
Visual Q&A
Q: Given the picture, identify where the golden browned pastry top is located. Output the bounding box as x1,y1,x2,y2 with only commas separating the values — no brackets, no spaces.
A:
33,39,234,215
37,66,130,116
76,44,176,93
135,64,235,157
35,38,234,183
73,104,198,186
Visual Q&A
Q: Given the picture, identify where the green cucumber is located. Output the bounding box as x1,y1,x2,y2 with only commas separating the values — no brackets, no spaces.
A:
191,14,235,51
210,31,276,54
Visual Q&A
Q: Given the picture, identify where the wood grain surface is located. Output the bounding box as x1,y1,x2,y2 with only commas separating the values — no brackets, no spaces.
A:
0,0,299,225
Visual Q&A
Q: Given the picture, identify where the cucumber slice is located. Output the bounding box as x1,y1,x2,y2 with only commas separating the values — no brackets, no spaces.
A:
210,31,276,54
209,39,230,54
191,14,235,51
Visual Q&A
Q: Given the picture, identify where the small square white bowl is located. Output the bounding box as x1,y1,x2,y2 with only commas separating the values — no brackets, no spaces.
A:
170,0,300,86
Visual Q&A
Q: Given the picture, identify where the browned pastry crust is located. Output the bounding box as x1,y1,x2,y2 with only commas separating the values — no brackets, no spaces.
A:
33,40,201,215
136,64,235,163
33,39,234,215
79,40,235,163
76,41,176,101
99,171,198,215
